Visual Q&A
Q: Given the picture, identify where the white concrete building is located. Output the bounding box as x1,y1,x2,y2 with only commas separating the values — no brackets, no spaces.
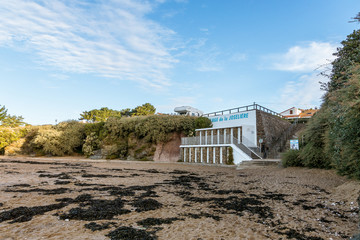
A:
180,104,284,165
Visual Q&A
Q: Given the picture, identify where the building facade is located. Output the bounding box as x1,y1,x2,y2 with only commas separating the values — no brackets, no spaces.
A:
180,104,289,165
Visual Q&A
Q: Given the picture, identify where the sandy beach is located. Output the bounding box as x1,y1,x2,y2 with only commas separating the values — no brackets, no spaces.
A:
0,156,359,240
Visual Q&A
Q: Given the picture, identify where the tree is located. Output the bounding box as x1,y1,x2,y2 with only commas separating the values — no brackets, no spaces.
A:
293,13,360,179
0,105,7,122
80,107,122,122
0,105,26,127
132,103,156,116
1,115,26,127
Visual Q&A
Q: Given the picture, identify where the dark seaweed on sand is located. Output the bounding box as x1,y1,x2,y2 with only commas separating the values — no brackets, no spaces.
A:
4,187,70,195
39,172,72,179
132,198,162,212
54,180,71,185
59,198,130,221
185,212,221,221
85,222,116,231
275,228,325,240
106,226,157,240
0,203,68,223
137,217,184,227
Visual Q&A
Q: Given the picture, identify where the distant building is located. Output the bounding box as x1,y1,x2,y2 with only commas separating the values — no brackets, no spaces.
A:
174,106,203,116
280,107,318,119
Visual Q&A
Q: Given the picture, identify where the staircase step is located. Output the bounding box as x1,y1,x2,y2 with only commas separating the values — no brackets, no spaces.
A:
237,159,281,169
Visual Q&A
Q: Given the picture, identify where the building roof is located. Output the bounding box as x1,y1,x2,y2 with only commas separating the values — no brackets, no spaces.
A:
280,107,319,119
299,109,318,118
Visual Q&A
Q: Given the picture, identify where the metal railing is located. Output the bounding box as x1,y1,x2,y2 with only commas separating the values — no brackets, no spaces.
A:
203,103,283,118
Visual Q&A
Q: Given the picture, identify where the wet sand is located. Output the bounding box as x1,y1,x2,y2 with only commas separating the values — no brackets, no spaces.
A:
0,156,359,240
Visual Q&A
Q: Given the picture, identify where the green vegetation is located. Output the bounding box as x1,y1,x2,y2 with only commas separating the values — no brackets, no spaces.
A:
79,103,156,122
0,109,197,159
282,15,360,179
194,117,213,129
281,150,303,168
0,105,27,154
227,147,234,165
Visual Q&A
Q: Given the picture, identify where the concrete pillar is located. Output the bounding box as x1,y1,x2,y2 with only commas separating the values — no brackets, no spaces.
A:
224,128,227,144
206,147,209,163
189,147,192,162
238,127,241,144
194,148,197,163
205,131,208,145
217,129,220,144
213,147,216,164
200,148,203,163
199,131,202,145
184,148,187,162
211,130,213,144
220,147,223,164
231,128,233,144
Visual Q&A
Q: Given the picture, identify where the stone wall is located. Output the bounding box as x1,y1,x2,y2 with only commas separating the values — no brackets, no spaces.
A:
256,110,291,151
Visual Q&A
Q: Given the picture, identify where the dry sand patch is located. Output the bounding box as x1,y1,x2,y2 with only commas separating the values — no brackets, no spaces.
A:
0,157,359,240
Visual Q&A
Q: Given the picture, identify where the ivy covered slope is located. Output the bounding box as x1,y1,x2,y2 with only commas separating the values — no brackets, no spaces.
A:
1,115,209,161
282,22,360,179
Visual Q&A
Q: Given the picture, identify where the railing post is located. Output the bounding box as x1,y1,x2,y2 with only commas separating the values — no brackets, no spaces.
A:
211,130,214,144
217,129,220,144
199,131,202,145
205,131,208,145
231,128,233,144
224,129,227,144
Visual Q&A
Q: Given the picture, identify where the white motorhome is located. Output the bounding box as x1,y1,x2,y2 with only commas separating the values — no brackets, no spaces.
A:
174,106,203,116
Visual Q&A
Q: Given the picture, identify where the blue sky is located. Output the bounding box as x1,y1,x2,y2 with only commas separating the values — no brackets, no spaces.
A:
0,0,359,125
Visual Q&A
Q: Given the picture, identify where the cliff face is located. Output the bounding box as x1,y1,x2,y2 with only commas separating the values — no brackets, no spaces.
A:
153,132,184,162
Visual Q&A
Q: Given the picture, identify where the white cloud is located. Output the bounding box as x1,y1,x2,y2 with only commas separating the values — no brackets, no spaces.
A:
0,0,177,89
278,72,328,108
266,42,337,72
230,53,247,62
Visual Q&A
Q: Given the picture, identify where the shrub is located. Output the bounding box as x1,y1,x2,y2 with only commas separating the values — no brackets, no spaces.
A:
26,121,86,156
298,109,331,169
82,132,100,157
102,144,128,159
31,128,63,156
4,138,25,156
104,115,196,144
0,126,29,154
195,117,212,129
281,150,303,167
227,147,234,165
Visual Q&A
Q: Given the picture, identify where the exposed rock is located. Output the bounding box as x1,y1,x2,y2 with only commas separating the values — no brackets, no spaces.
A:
153,132,184,162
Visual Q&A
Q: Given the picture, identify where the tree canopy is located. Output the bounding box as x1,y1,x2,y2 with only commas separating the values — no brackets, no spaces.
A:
132,103,156,116
79,103,156,122
0,105,26,127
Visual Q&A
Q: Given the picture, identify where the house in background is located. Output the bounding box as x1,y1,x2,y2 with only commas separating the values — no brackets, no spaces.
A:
280,107,318,119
